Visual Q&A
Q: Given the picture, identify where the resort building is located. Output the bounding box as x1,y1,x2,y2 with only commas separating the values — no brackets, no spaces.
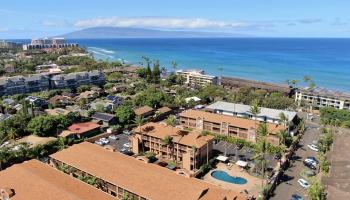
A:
221,77,292,95
131,122,214,172
0,160,115,200
206,101,298,125
49,142,245,200
23,38,78,50
179,109,285,145
295,88,350,110
0,74,49,96
0,71,105,96
51,70,105,89
177,69,218,87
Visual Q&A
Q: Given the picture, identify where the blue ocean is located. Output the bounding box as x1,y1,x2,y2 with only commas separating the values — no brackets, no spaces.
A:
21,38,350,91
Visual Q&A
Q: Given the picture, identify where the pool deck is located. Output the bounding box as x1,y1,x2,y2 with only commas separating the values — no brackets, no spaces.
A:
203,162,264,198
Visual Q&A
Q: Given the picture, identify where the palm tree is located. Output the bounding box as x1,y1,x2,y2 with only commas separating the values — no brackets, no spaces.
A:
7,128,17,141
277,129,288,149
279,112,289,134
250,99,261,141
133,116,145,151
171,61,177,72
30,144,48,159
162,135,174,160
253,138,269,197
166,115,176,135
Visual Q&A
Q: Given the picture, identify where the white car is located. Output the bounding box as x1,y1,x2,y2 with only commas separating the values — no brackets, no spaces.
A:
108,135,119,140
94,141,103,146
298,179,310,189
307,144,319,152
123,143,131,148
99,138,110,145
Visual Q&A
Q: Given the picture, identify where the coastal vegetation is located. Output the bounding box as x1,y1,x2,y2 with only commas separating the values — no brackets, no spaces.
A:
320,107,350,127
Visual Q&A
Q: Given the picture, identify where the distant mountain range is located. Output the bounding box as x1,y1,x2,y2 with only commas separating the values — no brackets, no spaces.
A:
58,27,249,39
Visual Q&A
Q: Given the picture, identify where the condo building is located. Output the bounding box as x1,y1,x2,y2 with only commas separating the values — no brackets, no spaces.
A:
176,69,218,86
131,122,214,172
0,160,115,200
0,71,105,96
0,74,49,96
51,70,105,89
23,38,78,50
179,109,285,145
295,88,350,110
49,142,245,200
206,101,298,125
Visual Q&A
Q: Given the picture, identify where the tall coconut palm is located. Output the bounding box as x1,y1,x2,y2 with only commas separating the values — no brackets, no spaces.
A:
279,112,289,134
162,135,174,160
250,99,261,141
134,116,145,151
253,137,269,197
171,61,177,72
166,115,176,135
277,129,288,149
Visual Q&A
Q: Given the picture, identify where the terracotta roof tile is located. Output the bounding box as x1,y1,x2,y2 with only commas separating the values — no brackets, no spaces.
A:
0,160,114,200
50,142,245,200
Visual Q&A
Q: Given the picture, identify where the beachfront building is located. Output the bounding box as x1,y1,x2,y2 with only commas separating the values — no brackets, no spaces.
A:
177,69,218,87
49,142,245,200
206,101,298,125
51,70,105,89
0,74,49,96
179,109,285,145
23,38,78,50
295,88,350,110
0,160,115,200
131,122,214,172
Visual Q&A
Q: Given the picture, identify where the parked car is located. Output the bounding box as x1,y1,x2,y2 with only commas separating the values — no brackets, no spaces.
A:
157,162,168,167
123,130,132,135
123,143,131,148
99,138,109,145
304,158,317,167
94,141,103,146
108,135,119,140
303,160,317,170
307,156,319,164
297,179,310,189
307,144,319,152
291,194,304,200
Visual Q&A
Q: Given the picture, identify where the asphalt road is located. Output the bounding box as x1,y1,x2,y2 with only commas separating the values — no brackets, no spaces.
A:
271,120,321,200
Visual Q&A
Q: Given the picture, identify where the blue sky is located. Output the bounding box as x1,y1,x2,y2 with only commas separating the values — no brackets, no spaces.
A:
1,0,350,38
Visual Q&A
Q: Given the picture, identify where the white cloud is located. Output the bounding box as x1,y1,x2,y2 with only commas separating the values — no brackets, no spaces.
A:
74,16,249,29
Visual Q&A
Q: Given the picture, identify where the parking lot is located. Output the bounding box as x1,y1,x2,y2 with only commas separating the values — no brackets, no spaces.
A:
93,132,132,154
271,119,321,200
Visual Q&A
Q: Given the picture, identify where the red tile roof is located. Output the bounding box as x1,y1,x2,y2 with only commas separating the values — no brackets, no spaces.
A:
67,122,101,135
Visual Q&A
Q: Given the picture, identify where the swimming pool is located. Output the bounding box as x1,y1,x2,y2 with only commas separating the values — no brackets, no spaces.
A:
211,170,248,185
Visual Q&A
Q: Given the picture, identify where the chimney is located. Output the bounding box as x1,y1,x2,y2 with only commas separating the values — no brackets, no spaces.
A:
0,188,15,200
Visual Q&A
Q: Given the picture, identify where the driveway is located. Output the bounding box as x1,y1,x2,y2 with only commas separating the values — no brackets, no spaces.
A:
271,120,321,200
